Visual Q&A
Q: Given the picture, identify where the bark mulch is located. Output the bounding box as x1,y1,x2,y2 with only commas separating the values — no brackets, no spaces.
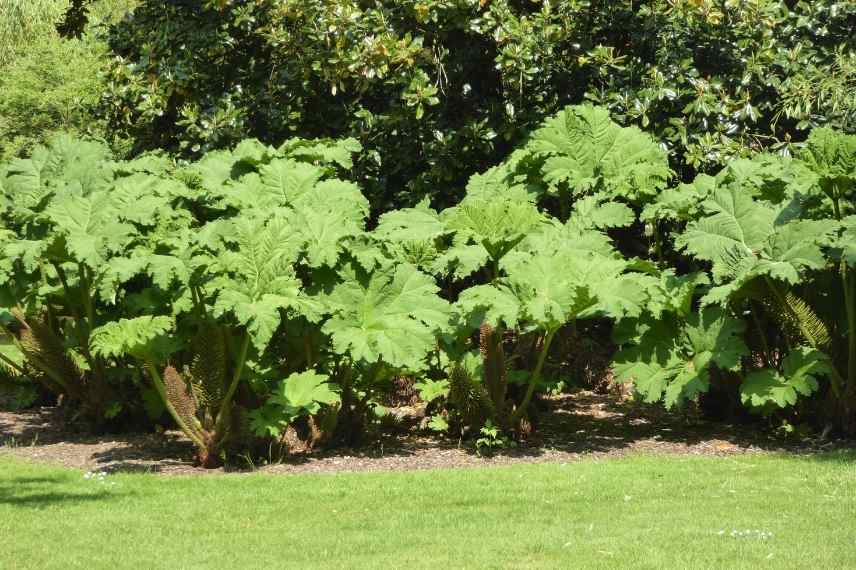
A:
1,391,850,476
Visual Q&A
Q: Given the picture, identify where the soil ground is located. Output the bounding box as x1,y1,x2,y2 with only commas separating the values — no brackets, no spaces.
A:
1,390,851,475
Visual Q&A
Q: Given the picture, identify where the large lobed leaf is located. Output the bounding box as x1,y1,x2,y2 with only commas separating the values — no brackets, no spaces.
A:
211,216,315,353
827,216,856,266
375,199,447,243
90,316,175,360
799,128,856,195
677,182,833,307
740,347,833,408
458,230,648,332
444,197,546,264
323,263,451,370
529,104,671,203
274,370,340,415
44,192,137,268
613,307,748,408
675,185,775,279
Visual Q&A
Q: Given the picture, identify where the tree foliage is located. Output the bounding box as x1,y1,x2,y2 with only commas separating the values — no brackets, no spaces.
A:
102,0,855,210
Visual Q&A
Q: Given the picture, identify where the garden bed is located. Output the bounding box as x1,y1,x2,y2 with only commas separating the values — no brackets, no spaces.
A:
2,390,848,476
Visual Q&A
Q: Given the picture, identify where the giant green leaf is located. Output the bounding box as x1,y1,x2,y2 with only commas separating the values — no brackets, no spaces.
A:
90,316,175,360
375,199,447,242
211,216,313,352
444,197,545,265
698,218,831,305
287,204,363,268
740,347,833,408
44,192,136,268
676,186,776,282
799,128,856,198
529,104,671,202
458,235,647,332
323,263,451,370
258,158,324,207
274,370,340,415
614,307,748,408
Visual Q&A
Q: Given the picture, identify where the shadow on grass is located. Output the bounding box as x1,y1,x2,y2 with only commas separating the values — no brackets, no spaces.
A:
0,474,121,508
791,448,856,464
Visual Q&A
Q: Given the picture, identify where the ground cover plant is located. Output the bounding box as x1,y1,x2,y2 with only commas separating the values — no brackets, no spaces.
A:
1,452,855,568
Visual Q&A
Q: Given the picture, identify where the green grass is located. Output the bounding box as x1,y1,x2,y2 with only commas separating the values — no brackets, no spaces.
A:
1,452,855,569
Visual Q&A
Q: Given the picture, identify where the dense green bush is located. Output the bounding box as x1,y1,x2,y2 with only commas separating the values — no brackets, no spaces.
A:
0,0,67,64
0,0,136,161
617,126,856,433
2,105,854,466
102,0,854,210
0,36,111,161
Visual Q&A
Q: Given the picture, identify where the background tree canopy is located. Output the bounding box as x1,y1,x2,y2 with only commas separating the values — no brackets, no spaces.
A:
102,0,854,210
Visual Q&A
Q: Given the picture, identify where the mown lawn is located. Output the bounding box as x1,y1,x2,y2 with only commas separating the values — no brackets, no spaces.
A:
1,452,855,569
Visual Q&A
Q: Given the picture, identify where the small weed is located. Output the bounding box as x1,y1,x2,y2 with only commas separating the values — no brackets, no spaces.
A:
474,420,516,456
